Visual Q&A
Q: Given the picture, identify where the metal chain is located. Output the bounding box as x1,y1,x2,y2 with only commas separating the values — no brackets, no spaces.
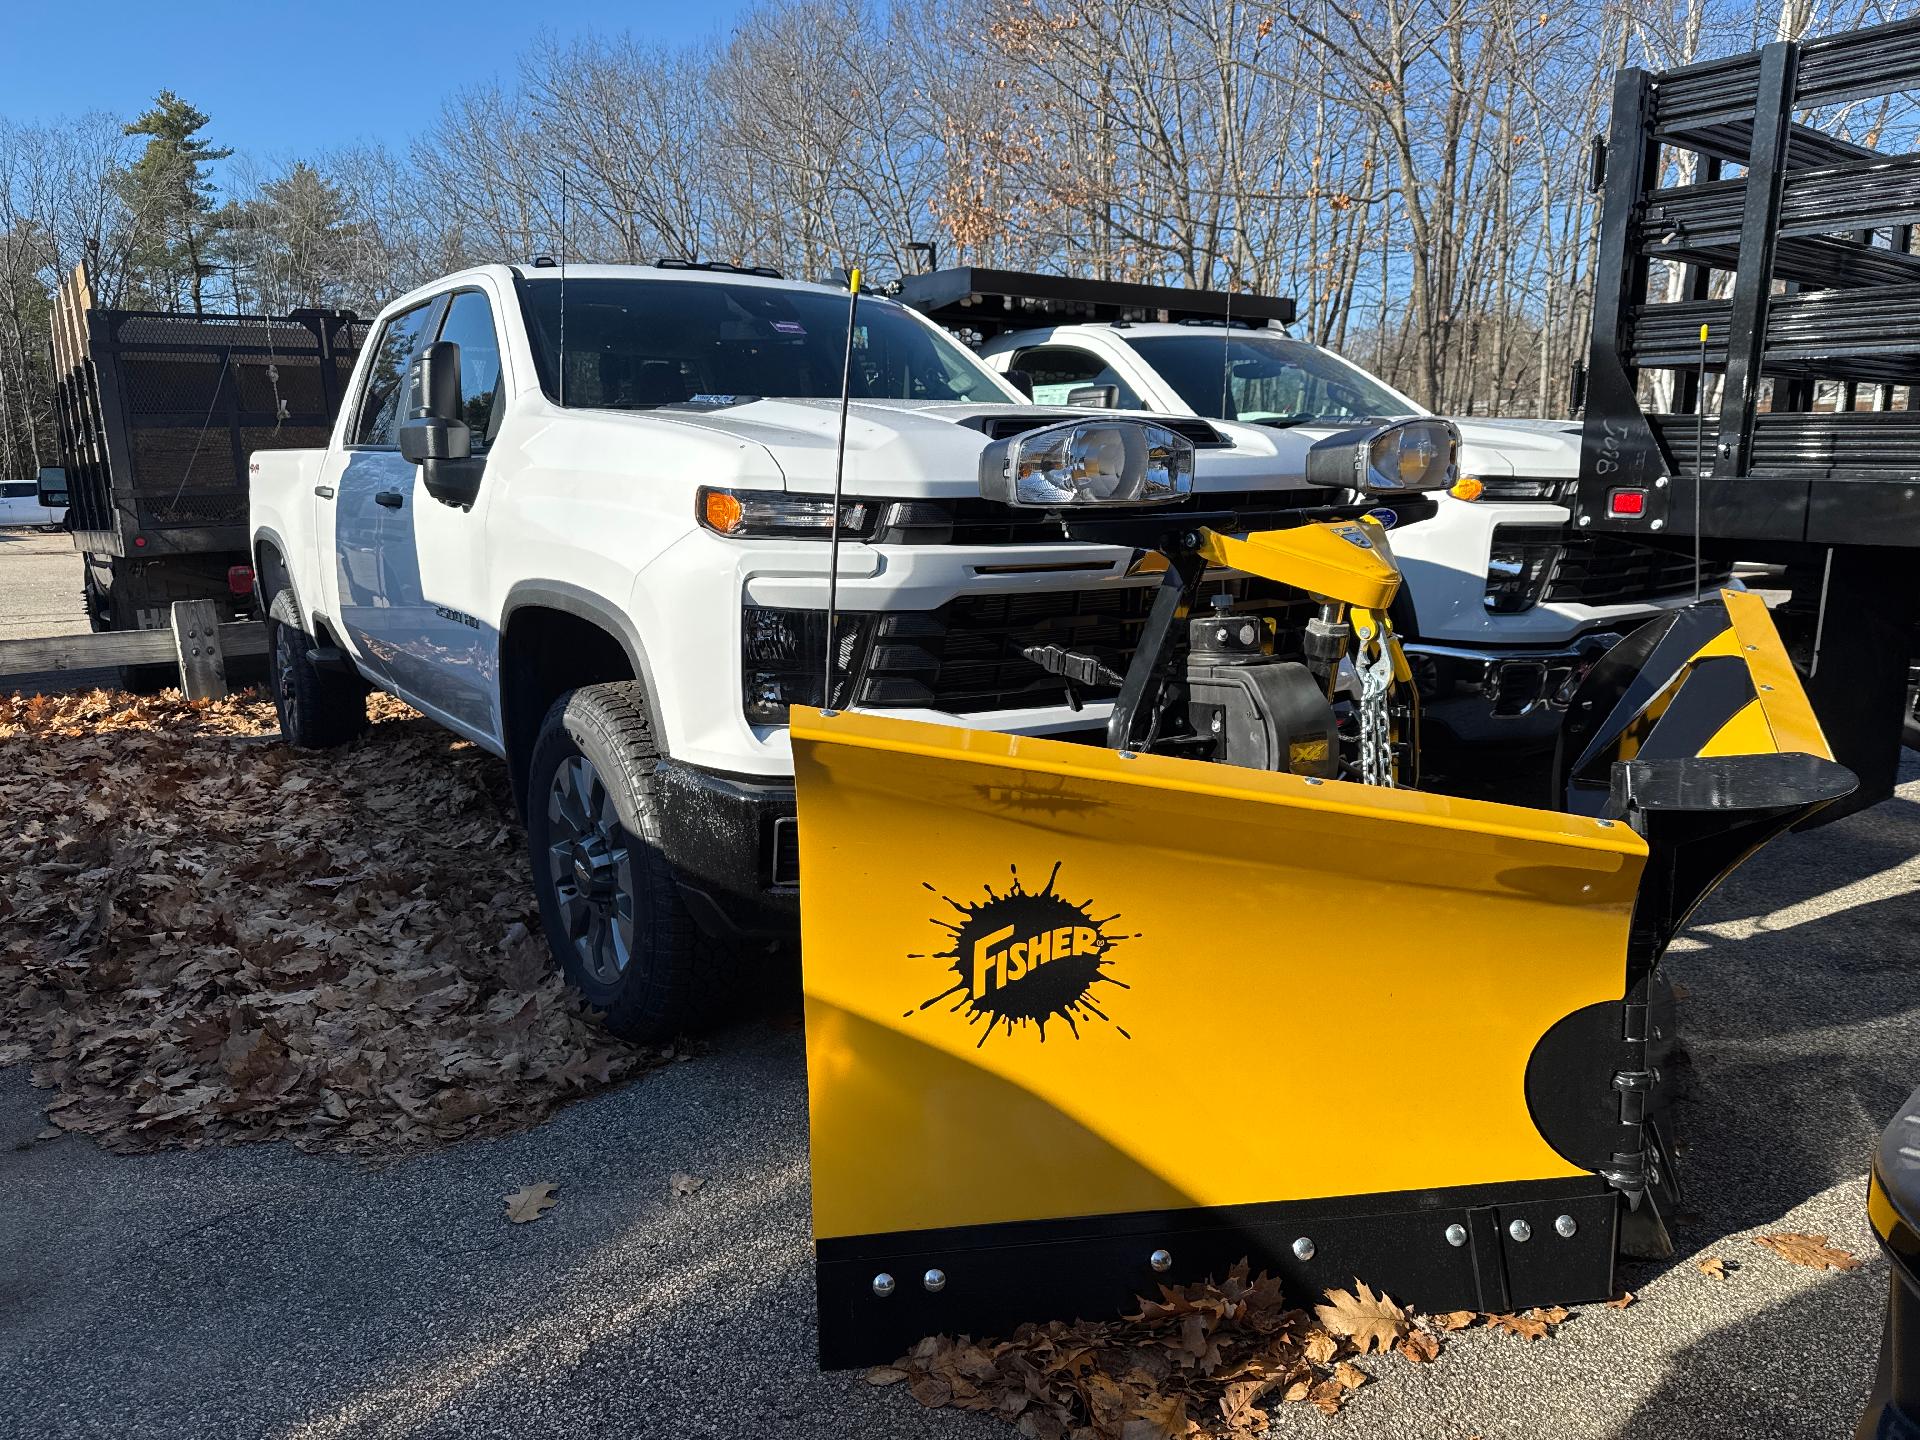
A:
1356,619,1396,787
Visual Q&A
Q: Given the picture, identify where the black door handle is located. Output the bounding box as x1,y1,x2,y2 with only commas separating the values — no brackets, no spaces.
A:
314,485,335,500
375,490,404,509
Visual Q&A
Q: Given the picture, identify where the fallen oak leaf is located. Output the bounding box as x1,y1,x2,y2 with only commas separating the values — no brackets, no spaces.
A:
1434,1309,1478,1332
1314,1280,1411,1354
1396,1329,1441,1363
865,1366,908,1386
1333,1360,1368,1390
1486,1311,1551,1341
1604,1291,1636,1309
1754,1232,1862,1272
503,1180,558,1223
1697,1256,1729,1281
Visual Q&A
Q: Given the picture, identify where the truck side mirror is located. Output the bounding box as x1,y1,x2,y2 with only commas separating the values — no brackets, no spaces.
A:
1067,384,1119,409
1003,368,1035,400
398,341,484,509
36,467,67,508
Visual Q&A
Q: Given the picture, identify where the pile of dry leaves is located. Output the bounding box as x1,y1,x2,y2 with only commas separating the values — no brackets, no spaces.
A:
0,688,664,1153
871,1264,1576,1437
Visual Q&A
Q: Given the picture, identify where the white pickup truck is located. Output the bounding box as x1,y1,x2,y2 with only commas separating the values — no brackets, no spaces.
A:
249,261,1443,1037
967,319,1731,748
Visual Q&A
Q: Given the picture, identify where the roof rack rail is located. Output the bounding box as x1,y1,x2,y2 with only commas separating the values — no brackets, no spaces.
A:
654,257,785,279
895,266,1295,340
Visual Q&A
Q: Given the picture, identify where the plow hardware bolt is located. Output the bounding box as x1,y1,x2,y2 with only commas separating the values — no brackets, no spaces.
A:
872,1273,896,1298
1555,1214,1578,1238
923,1269,946,1293
1509,1219,1533,1242
1150,1249,1173,1272
1445,1224,1468,1247
1292,1237,1316,1261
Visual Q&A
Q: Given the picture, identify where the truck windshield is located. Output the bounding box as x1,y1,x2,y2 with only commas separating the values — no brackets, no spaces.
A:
1127,333,1414,426
518,277,1012,409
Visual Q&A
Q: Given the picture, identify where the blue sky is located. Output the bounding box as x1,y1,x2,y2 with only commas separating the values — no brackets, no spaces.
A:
4,0,751,160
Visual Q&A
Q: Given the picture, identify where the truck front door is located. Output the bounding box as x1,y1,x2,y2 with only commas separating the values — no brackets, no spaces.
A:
330,296,443,685
380,287,504,742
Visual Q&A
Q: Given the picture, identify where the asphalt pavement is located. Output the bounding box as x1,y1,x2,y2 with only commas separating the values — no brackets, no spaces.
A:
0,527,116,694
2,748,1916,1438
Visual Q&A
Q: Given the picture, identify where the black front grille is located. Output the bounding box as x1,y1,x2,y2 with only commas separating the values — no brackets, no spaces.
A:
1478,474,1577,503
858,579,1315,714
873,491,1349,547
1547,535,1733,606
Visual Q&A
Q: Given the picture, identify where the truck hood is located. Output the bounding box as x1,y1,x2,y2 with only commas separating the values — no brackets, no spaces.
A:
642,397,1330,497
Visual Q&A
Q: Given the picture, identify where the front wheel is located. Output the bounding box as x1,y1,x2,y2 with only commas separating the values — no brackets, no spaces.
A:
525,682,712,1041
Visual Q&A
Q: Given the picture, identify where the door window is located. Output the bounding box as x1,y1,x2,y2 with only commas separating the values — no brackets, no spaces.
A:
353,301,437,447
1011,346,1142,408
436,290,505,449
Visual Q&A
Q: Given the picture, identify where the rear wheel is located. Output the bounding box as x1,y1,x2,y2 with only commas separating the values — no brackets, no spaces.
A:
266,588,367,747
525,682,712,1041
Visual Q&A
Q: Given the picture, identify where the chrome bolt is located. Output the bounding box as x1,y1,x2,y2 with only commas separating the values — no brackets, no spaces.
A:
1292,1236,1316,1262
872,1272,896,1298
1655,476,1669,489
1304,776,1325,786
1509,1219,1533,1242
1182,532,1199,547
923,1268,946,1293
1149,1249,1172,1273
1118,750,1138,760
1650,1164,1662,1187
1445,1223,1468,1248
1650,518,1665,531
1596,818,1615,828
820,708,841,718
1216,627,1230,643
1209,714,1223,734
1578,514,1592,527
1555,1214,1578,1238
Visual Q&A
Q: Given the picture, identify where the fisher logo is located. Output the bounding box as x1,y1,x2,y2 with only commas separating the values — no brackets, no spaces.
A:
910,862,1132,1047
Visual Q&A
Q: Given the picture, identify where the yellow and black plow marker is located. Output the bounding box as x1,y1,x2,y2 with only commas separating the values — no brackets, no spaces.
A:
791,420,1857,1367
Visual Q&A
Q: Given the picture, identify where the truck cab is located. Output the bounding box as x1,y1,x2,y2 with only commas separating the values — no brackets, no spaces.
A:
250,260,1438,1039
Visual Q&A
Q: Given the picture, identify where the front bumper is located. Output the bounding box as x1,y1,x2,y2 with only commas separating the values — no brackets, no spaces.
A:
651,759,798,938
1405,631,1624,746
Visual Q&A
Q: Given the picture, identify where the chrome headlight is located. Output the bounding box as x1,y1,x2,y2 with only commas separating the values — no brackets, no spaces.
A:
1305,418,1459,495
979,419,1194,508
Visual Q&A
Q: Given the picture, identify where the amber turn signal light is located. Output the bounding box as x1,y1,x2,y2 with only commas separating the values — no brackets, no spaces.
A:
1449,476,1485,502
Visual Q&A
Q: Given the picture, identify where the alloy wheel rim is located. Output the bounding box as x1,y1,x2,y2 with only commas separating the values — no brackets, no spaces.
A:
545,754,636,986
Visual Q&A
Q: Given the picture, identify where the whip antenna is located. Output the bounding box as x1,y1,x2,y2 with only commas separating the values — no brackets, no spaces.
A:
822,266,862,713
558,172,569,408
1693,322,1707,602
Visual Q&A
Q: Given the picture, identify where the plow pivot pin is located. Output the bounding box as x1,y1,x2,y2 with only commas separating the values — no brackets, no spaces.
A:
1292,1237,1316,1261
1445,1224,1467,1248
1555,1214,1578,1238
1509,1219,1533,1242
1150,1249,1173,1272
872,1273,896,1298
923,1269,946,1293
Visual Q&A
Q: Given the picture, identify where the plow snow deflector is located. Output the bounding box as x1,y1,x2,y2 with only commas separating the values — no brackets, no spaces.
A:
796,564,1853,1367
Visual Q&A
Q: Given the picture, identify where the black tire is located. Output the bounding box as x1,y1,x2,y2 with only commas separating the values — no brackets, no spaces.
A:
525,682,715,1041
266,588,367,747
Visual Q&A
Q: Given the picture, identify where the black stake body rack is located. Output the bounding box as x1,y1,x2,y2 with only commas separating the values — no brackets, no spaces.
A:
1578,16,1920,551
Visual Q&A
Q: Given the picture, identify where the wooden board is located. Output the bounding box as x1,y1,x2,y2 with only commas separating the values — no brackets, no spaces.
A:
0,620,265,676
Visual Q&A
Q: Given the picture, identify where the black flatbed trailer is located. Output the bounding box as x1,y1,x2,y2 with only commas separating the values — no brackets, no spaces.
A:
48,264,365,645
1576,16,1920,813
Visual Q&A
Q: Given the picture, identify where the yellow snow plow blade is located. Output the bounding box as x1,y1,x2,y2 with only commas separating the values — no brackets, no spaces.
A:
794,586,1853,1368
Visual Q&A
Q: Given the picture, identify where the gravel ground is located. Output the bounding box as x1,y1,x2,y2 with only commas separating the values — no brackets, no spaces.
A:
0,528,116,695
1,759,1914,1439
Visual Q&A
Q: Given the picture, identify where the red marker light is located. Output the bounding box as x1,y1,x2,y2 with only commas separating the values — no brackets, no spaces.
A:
133,535,146,547
228,565,255,596
1608,489,1647,517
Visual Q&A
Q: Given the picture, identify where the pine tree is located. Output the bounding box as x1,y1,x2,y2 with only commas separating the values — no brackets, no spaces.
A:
117,91,232,312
